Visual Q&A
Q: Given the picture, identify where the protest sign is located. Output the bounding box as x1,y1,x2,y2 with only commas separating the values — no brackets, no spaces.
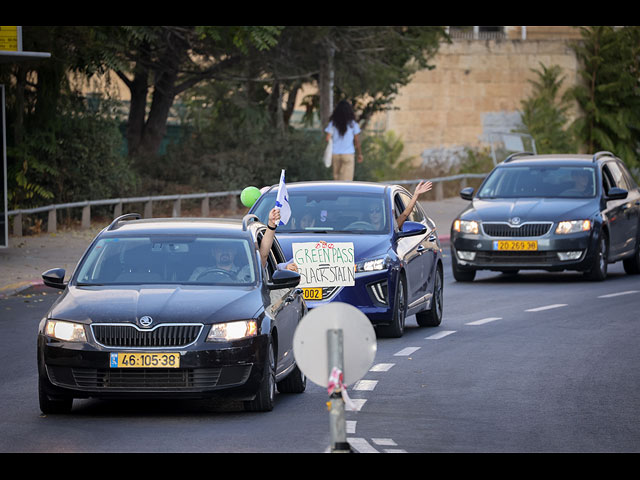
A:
292,241,355,288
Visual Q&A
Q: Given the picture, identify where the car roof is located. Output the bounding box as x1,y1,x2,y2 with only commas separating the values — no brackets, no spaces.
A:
98,216,262,238
261,180,392,195
500,151,619,167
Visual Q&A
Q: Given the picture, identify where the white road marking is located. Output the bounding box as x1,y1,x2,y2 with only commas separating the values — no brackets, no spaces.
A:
525,304,568,312
598,290,639,298
348,437,379,453
348,399,367,411
394,347,421,356
353,380,378,391
425,330,456,339
372,438,397,446
384,448,407,453
346,421,357,434
466,317,502,326
370,363,395,372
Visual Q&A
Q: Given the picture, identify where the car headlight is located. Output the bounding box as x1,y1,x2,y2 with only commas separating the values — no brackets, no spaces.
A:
207,320,258,342
45,320,87,342
555,220,591,235
453,219,479,234
356,257,388,272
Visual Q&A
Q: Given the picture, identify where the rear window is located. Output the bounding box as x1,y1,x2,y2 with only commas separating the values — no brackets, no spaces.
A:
75,236,257,286
477,166,597,199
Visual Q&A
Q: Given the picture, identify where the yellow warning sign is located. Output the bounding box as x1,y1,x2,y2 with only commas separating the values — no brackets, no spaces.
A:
0,26,19,51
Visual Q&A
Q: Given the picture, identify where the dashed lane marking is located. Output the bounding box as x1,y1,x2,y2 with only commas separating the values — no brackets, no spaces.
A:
425,330,456,339
353,380,378,391
525,304,568,312
465,317,502,326
394,347,421,356
370,363,395,372
597,290,638,298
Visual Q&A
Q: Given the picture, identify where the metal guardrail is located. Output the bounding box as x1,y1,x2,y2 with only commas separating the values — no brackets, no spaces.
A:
7,173,488,236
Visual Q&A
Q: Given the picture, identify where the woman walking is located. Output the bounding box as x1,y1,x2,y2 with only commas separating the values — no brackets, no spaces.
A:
324,100,363,180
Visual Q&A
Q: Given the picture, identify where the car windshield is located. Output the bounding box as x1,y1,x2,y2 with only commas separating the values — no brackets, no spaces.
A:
75,236,257,286
253,191,389,233
477,166,597,199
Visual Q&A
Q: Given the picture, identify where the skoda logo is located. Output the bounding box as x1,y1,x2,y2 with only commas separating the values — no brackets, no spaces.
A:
509,217,521,225
138,316,153,328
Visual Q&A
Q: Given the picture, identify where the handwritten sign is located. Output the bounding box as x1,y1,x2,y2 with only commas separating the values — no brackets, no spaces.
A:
292,241,355,288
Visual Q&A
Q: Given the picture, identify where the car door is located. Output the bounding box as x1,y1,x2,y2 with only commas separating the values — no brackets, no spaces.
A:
263,234,303,376
602,161,638,258
394,191,430,305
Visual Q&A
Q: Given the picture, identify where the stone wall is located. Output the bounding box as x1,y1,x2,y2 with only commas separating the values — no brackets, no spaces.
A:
381,37,580,168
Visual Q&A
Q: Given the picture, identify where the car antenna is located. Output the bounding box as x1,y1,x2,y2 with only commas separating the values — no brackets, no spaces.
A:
107,213,142,231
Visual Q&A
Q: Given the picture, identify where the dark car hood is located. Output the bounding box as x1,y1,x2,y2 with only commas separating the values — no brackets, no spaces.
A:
49,285,264,325
275,233,390,261
459,197,599,223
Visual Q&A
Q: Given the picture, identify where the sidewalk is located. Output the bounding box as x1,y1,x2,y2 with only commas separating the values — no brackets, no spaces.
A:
0,197,468,298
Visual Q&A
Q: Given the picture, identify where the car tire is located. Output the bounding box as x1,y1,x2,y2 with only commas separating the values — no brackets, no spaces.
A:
38,375,73,414
585,231,608,281
244,338,276,412
277,364,306,394
452,255,476,282
416,266,444,327
378,274,407,338
416,265,443,327
622,237,640,274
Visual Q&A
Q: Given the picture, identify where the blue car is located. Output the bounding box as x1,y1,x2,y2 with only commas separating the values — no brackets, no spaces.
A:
250,181,444,337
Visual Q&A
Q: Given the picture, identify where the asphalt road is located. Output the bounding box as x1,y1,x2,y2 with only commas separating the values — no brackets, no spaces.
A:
1,253,639,453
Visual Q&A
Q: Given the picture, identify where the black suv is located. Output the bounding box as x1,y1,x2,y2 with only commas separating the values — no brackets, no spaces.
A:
38,214,306,413
450,152,640,281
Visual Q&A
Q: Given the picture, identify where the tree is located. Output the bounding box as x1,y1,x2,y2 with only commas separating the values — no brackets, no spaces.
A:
519,63,575,153
103,26,283,158
569,26,640,169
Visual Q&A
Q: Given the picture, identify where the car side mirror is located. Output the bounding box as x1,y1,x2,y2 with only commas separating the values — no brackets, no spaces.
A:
460,187,474,201
267,268,301,290
396,220,427,238
606,187,628,201
42,268,67,290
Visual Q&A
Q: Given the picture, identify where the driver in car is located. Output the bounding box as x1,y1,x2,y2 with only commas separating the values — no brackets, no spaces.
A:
190,208,297,281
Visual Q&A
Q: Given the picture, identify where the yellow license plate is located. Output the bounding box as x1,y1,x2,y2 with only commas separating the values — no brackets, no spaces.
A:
302,288,323,300
110,352,180,368
493,240,538,251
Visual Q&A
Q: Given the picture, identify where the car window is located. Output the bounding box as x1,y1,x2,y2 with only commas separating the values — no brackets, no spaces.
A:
477,166,596,198
604,162,630,190
75,236,257,286
397,191,425,223
253,191,389,233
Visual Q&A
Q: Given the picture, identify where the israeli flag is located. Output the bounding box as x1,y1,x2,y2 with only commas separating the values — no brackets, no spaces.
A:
275,169,291,225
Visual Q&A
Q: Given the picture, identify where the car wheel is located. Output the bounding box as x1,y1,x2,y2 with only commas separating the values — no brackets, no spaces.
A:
378,274,406,338
416,265,443,327
244,338,276,412
622,237,640,274
277,364,306,394
452,255,476,282
38,375,73,414
585,231,608,281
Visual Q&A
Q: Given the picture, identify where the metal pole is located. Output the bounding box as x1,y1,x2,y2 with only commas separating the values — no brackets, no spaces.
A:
327,328,350,453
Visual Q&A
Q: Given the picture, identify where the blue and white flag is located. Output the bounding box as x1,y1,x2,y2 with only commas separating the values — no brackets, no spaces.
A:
275,169,291,225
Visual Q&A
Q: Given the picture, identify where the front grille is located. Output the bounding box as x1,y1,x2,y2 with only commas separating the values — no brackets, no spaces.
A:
482,222,552,237
475,251,558,265
322,286,340,300
55,365,252,390
91,323,202,348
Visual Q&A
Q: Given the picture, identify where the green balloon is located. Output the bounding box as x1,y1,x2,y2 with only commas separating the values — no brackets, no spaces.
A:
240,186,261,207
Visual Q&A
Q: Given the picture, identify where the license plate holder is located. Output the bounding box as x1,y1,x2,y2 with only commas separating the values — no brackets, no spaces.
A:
110,352,180,368
493,240,538,251
302,287,323,300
